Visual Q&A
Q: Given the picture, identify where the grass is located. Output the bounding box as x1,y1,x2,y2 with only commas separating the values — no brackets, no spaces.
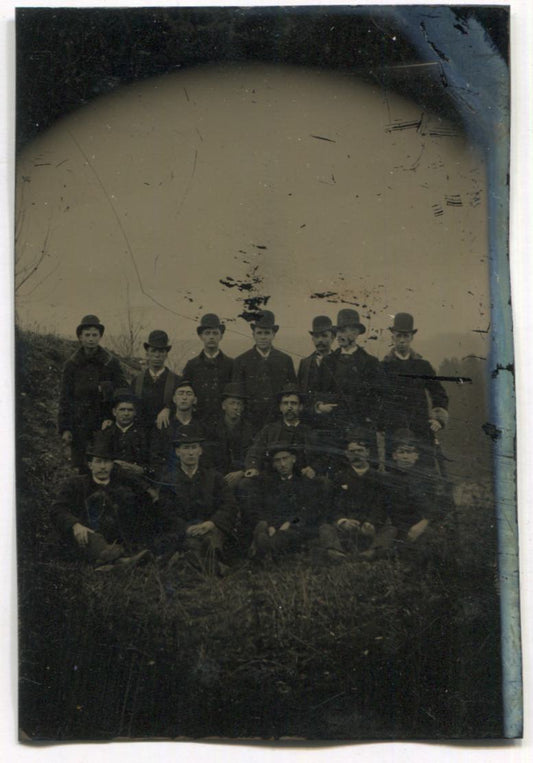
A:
16,327,504,741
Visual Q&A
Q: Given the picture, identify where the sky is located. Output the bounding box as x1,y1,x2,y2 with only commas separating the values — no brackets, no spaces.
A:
15,61,490,369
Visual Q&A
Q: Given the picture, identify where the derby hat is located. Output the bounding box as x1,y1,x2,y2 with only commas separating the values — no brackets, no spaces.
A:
251,310,279,332
221,382,248,400
335,309,366,334
197,313,225,335
391,428,420,450
276,383,306,403
172,424,205,446
112,388,138,405
266,441,299,459
143,330,171,351
309,315,335,335
389,312,417,334
86,432,116,460
76,314,105,336
344,426,373,448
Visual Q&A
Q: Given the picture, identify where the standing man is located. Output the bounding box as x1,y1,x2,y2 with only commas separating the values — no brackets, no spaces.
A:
380,313,449,461
58,314,128,472
181,313,234,428
314,309,383,453
297,315,336,407
132,330,180,432
232,310,296,431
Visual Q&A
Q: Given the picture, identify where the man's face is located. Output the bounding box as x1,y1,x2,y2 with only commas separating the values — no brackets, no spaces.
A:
279,394,302,423
88,457,114,481
222,396,244,420
336,326,360,349
392,330,414,355
113,402,136,428
392,444,419,470
176,442,202,468
312,330,335,355
272,450,296,478
253,327,275,352
146,346,168,371
174,386,196,412
200,328,222,353
346,441,370,466
79,327,102,352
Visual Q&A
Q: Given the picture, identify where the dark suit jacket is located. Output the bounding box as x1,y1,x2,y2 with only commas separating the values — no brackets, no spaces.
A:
182,351,233,426
244,419,322,473
232,346,296,429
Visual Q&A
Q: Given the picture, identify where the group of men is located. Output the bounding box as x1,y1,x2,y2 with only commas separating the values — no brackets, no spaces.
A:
52,307,450,572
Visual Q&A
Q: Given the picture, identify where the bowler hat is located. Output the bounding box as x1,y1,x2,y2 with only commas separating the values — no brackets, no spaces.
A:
389,313,417,334
277,383,306,403
335,309,366,334
76,314,105,336
309,315,335,336
344,427,373,448
112,388,138,405
221,382,248,400
144,330,171,351
197,313,225,335
267,442,299,459
172,424,205,446
251,310,279,332
391,428,420,450
86,433,115,460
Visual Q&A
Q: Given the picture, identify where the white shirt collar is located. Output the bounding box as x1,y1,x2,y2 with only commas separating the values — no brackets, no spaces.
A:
116,423,134,433
340,345,359,356
203,350,220,360
255,347,271,359
149,367,166,379
92,477,111,486
181,465,199,479
394,350,411,360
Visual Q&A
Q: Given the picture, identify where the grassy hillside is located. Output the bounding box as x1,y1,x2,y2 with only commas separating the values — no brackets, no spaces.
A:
16,329,503,741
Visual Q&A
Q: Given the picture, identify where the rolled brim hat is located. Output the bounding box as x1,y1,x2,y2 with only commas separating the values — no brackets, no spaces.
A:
112,388,138,405
197,313,226,335
344,427,373,448
251,309,279,332
391,428,420,450
276,383,306,403
309,315,335,335
86,433,115,460
267,442,300,459
172,424,205,446
389,312,417,334
144,330,171,351
76,314,105,336
221,382,248,400
335,309,366,334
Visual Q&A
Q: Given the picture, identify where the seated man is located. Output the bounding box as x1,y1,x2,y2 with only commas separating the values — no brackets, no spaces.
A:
245,443,325,559
50,433,154,569
364,428,441,559
203,382,254,488
243,384,322,479
101,389,149,477
149,379,205,479
154,426,237,573
319,428,387,559
131,330,180,431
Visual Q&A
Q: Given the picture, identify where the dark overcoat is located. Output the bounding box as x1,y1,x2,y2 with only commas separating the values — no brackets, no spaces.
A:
182,351,234,426
130,367,180,430
232,347,296,429
204,416,255,474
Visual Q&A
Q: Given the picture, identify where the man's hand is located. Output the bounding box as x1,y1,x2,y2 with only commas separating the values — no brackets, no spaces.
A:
244,468,259,479
101,419,113,431
301,466,316,480
279,521,291,532
407,518,429,542
224,470,244,487
156,407,171,430
147,486,160,502
186,520,215,537
337,518,361,531
315,402,338,415
72,522,94,547
361,522,375,537
61,430,73,445
267,526,276,537
428,418,442,433
114,460,144,475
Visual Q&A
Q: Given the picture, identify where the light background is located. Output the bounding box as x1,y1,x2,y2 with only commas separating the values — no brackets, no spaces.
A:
2,1,532,762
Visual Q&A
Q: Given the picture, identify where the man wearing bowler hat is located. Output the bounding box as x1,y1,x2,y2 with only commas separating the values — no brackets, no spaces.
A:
314,308,383,442
203,382,254,487
153,425,237,573
50,432,154,568
131,330,180,431
297,315,336,404
232,309,296,431
58,314,128,472
380,313,449,460
181,313,234,429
